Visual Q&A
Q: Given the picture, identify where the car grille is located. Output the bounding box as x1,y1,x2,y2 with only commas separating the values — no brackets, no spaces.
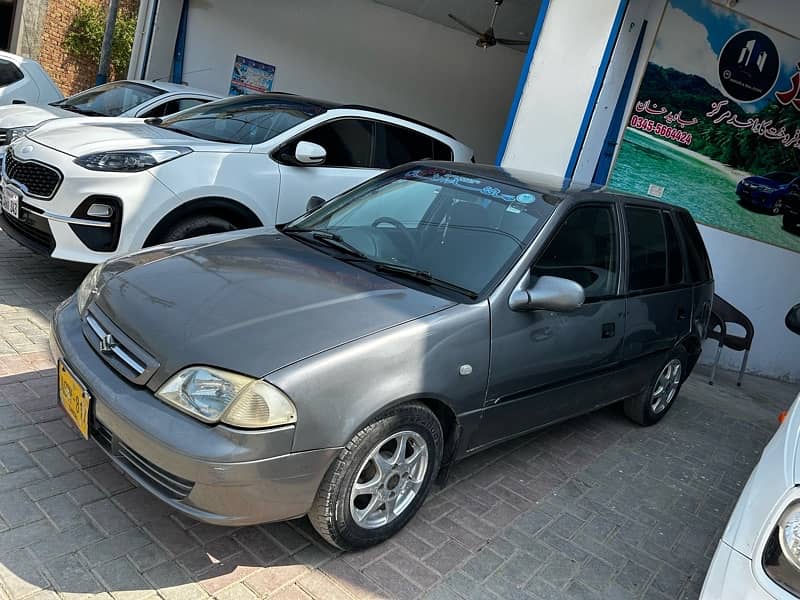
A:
82,307,160,386
0,129,7,145
92,420,194,500
1,207,56,252
2,149,62,199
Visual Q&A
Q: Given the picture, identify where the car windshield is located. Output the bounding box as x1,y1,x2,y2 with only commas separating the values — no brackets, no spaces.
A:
284,166,557,299
158,96,327,144
765,172,797,184
53,81,163,116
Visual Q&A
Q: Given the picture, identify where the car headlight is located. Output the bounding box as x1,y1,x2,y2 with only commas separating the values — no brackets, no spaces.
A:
155,366,297,428
76,264,104,315
8,126,33,143
764,502,800,595
74,147,192,172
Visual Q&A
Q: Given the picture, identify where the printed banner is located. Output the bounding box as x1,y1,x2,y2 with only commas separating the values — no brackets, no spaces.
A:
608,0,800,253
229,55,275,96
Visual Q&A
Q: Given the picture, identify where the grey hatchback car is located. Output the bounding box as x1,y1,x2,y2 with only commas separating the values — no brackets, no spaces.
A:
51,162,714,549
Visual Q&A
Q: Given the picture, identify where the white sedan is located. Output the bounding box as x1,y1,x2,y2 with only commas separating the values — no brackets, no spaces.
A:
0,51,61,106
0,93,473,263
0,79,219,147
702,306,800,598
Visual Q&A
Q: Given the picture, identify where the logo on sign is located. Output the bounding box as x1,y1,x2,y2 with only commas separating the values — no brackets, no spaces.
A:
718,30,780,102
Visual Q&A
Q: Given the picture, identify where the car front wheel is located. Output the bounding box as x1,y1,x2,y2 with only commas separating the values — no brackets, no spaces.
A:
156,214,238,244
624,347,687,426
309,403,443,550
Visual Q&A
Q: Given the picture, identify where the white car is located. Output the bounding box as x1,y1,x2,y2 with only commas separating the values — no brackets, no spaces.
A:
0,94,473,263
0,79,220,147
0,51,61,107
702,305,800,599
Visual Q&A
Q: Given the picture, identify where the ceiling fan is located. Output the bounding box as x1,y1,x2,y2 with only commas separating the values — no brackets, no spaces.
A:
448,0,529,50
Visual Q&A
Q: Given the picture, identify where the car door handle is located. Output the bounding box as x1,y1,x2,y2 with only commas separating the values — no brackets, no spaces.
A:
677,307,689,320
602,322,615,338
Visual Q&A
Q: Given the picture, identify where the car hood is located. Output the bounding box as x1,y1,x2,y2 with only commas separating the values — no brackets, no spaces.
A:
0,103,73,130
26,117,250,157
93,231,455,387
720,392,800,558
742,176,783,188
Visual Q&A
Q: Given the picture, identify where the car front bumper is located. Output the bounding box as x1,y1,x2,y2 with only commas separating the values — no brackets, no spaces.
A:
701,541,783,599
51,298,339,526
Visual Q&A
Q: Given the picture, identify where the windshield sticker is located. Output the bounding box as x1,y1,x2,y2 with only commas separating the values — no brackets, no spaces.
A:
515,193,536,204
404,169,532,204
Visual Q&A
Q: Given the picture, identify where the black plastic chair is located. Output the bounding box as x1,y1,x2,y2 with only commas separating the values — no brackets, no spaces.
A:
708,294,755,386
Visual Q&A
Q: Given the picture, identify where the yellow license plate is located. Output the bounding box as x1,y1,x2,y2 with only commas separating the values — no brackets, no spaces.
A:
58,361,90,440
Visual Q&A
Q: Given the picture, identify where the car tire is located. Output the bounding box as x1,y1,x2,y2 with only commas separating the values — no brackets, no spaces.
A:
785,214,800,233
624,346,688,426
157,214,238,244
309,402,443,550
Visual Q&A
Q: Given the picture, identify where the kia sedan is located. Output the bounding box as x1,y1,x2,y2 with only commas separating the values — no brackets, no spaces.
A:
51,163,713,549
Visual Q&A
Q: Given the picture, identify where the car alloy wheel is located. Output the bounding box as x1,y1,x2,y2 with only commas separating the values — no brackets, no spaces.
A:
349,430,428,529
651,358,682,414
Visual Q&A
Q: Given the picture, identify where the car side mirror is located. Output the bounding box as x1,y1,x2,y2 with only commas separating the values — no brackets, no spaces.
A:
787,303,800,335
509,275,585,312
306,195,326,212
295,141,326,165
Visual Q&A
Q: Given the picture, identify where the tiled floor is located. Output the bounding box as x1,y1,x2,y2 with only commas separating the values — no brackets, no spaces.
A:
0,226,796,600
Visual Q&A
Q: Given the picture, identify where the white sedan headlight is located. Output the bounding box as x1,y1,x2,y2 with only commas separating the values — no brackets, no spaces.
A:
779,503,800,570
74,147,192,172
156,367,297,429
76,264,104,315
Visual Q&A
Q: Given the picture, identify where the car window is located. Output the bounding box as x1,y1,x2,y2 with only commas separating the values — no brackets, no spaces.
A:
289,167,558,297
373,123,453,168
139,97,209,118
54,81,164,116
676,211,713,284
0,60,24,87
626,206,668,292
297,119,374,168
159,95,326,144
532,205,618,300
664,212,684,286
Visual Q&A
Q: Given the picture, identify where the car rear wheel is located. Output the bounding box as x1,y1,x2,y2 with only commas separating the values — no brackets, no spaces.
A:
624,347,687,426
309,402,443,550
156,214,238,244
784,213,800,233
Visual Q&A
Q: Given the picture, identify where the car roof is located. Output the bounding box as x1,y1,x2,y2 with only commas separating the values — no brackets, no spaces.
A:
205,92,459,140
92,80,220,97
402,161,692,213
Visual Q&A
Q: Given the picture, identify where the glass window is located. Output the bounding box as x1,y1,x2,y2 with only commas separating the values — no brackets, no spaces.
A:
286,167,558,298
532,206,618,300
159,95,327,144
373,123,453,168
298,119,374,168
663,212,684,286
0,60,23,87
139,97,209,118
54,81,164,116
676,211,713,283
626,206,668,291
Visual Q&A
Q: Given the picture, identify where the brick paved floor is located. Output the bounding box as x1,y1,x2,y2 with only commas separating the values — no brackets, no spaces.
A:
0,227,797,600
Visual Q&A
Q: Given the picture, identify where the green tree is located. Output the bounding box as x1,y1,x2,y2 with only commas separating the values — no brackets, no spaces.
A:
63,2,138,77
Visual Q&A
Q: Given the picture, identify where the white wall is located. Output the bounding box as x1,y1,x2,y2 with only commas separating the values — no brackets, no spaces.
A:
698,226,800,381
501,0,625,175
177,0,526,162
